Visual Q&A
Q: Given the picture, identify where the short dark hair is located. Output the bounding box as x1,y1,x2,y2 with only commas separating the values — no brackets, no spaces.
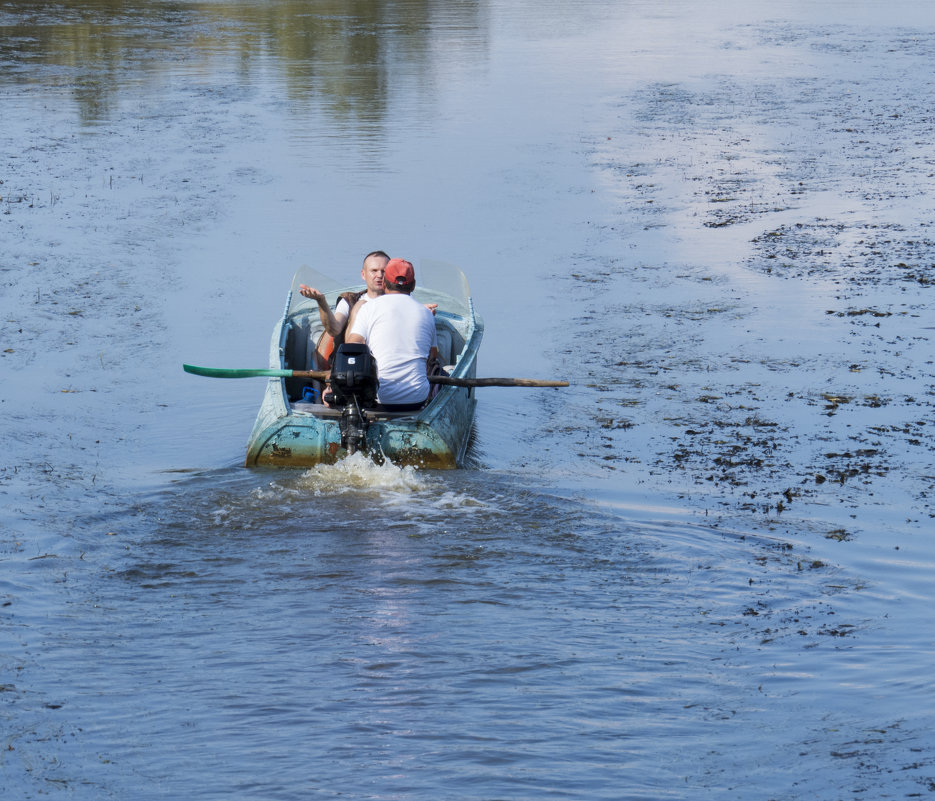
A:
363,250,390,264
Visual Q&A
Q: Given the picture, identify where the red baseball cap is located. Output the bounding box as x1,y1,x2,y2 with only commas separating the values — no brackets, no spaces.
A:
384,258,415,290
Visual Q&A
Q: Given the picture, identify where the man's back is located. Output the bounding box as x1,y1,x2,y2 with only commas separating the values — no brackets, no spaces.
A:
350,293,437,406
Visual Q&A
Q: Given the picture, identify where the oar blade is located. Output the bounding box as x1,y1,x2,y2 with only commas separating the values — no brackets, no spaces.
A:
183,364,292,379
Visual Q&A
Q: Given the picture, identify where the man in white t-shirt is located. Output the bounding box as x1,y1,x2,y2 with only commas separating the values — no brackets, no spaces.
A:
298,250,389,339
347,258,438,410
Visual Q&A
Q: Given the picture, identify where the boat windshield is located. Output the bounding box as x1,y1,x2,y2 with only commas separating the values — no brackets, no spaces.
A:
285,259,472,318
286,265,353,317
415,260,471,317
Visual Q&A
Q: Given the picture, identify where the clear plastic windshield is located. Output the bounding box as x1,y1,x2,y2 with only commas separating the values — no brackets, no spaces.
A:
286,265,358,317
285,259,471,318
414,259,471,317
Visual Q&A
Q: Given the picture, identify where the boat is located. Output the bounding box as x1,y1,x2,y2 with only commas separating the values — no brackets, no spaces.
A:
243,260,484,468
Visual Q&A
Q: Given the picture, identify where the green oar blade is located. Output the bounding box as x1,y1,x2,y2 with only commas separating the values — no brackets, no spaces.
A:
183,364,293,379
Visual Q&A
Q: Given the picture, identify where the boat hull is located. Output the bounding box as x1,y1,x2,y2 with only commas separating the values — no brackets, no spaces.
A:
244,384,476,469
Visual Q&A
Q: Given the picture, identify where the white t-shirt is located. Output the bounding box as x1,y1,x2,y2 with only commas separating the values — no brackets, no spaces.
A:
335,293,373,327
349,293,438,405
334,297,351,319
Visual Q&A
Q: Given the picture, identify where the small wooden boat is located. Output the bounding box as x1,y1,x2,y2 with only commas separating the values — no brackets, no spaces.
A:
243,260,484,468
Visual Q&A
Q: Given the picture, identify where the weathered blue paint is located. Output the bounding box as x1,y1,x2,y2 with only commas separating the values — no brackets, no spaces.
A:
244,262,483,469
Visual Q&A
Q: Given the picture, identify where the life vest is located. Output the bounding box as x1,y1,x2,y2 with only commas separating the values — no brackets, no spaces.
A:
316,290,367,366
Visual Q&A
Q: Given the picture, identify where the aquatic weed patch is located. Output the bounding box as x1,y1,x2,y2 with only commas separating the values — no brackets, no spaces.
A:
749,220,935,284
544,244,935,527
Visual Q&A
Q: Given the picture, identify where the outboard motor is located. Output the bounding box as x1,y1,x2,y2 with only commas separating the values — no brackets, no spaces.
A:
328,343,379,455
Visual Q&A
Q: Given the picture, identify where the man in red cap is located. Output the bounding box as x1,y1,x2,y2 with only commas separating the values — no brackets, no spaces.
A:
347,258,438,410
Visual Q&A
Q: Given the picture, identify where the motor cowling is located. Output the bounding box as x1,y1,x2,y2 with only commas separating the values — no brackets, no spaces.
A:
329,343,379,407
328,344,379,455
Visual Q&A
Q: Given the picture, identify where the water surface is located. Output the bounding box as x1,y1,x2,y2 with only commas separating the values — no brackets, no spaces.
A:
3,1,935,798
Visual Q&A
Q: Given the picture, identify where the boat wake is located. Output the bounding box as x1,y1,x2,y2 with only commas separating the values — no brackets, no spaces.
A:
250,453,490,522
298,452,427,495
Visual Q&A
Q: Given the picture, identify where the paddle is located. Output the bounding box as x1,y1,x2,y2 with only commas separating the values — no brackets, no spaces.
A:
183,364,568,388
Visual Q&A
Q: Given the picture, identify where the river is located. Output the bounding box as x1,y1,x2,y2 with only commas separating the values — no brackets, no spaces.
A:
2,1,935,798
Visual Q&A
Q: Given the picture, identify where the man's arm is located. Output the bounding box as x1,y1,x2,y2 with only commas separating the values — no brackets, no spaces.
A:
299,285,347,336
346,333,366,345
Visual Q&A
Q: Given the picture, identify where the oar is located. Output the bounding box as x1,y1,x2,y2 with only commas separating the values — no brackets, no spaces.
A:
428,376,568,388
183,364,568,388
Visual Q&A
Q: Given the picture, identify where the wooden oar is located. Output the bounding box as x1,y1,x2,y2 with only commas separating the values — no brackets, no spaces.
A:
183,364,568,388
428,375,568,388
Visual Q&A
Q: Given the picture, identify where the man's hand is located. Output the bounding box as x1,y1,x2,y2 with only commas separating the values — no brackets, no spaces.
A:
299,284,326,304
301,285,347,336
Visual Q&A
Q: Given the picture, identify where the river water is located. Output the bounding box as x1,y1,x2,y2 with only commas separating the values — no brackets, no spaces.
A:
3,1,935,799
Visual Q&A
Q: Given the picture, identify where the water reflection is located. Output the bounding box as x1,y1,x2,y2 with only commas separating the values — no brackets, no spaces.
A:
0,0,488,126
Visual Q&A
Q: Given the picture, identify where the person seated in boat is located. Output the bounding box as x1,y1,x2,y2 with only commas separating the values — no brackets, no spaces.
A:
346,258,438,412
298,249,390,343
